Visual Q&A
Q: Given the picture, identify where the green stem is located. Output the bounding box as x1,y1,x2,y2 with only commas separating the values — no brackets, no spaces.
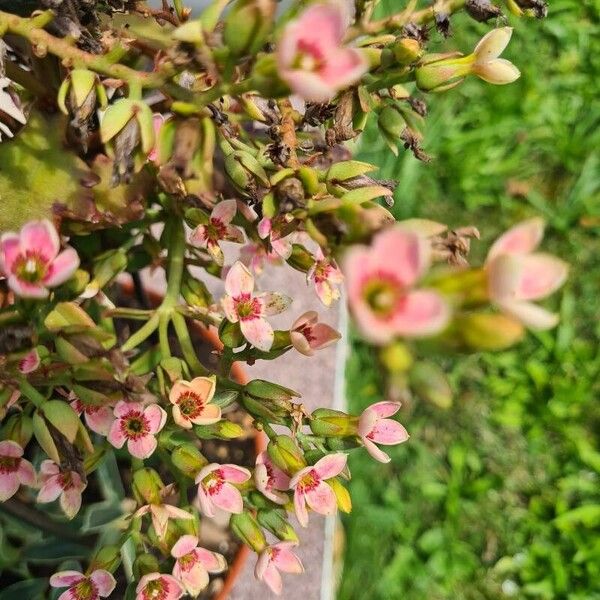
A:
158,312,172,359
164,218,186,306
121,313,160,352
172,311,208,375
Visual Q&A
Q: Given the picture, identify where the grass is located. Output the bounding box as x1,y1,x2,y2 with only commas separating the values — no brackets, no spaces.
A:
340,2,600,598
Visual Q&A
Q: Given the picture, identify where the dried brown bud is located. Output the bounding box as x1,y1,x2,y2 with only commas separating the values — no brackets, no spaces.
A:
465,0,503,22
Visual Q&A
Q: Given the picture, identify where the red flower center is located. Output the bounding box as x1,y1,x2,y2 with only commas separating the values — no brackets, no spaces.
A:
142,578,171,600
296,40,326,72
13,252,48,283
121,411,150,440
177,550,197,572
177,391,205,419
312,260,332,283
297,469,320,493
0,456,20,474
59,471,77,491
297,324,315,343
234,293,262,321
71,578,98,600
206,217,228,242
362,273,406,319
74,399,102,416
203,470,224,496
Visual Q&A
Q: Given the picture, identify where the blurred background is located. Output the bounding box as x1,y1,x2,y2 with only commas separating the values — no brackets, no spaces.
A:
340,1,600,599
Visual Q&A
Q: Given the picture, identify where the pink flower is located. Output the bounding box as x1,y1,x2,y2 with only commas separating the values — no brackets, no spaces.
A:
257,218,294,260
171,534,226,596
254,541,304,596
290,311,341,356
486,218,568,330
134,502,193,539
344,225,450,344
307,248,343,307
289,453,346,527
107,401,167,459
277,2,368,102
71,398,114,436
0,219,79,298
37,460,86,519
221,261,291,352
169,376,221,429
191,200,244,266
0,440,35,501
18,348,40,374
136,573,183,600
358,401,409,463
195,463,251,517
50,569,116,600
240,242,283,274
254,451,290,505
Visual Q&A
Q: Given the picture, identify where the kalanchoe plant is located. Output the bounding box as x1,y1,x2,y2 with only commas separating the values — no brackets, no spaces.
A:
0,0,565,597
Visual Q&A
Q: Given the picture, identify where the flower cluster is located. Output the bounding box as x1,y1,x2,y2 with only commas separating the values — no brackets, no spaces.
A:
0,0,566,598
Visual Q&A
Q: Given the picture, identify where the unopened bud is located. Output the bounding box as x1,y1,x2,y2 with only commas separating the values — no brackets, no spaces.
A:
132,468,164,505
257,509,299,542
380,342,414,373
309,409,358,437
133,553,160,579
230,512,267,553
171,444,208,478
194,420,244,440
329,478,352,513
458,313,524,350
391,37,423,64
267,435,306,474
2,413,33,447
415,53,472,92
90,545,121,573
223,0,275,57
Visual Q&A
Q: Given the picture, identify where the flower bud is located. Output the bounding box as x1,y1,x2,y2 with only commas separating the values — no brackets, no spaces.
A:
32,411,60,464
224,150,270,198
379,342,414,373
55,336,89,365
133,553,160,579
390,37,423,64
245,380,299,403
410,362,453,409
415,53,472,92
309,409,358,437
132,468,164,505
2,413,33,447
57,68,106,116
90,545,121,573
194,420,244,440
230,512,267,553
329,478,352,513
171,444,208,478
267,435,306,474
223,0,275,57
458,313,524,350
42,400,80,444
257,509,299,542
44,302,95,332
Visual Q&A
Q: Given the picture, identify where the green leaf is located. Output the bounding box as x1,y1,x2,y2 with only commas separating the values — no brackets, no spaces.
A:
0,579,47,600
23,539,89,562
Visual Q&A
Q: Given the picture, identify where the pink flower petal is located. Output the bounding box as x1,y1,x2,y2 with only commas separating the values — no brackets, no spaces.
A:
0,473,19,501
40,459,59,476
17,459,36,487
517,253,568,301
272,543,304,574
85,406,114,436
179,562,209,597
20,219,59,262
144,404,167,434
363,438,392,463
107,419,127,449
164,505,194,521
257,292,292,316
114,400,142,418
90,569,116,596
196,486,215,518
212,482,244,514
372,227,430,287
60,488,82,519
390,289,450,337
220,464,251,483
212,199,237,225
240,317,274,352
191,403,221,425
171,534,199,558
38,476,63,503
127,434,157,459
367,401,401,419
304,480,337,516
0,233,20,273
314,453,347,480
50,571,85,588
260,563,283,595
225,261,254,297
7,275,49,299
221,295,239,323
487,217,545,262
195,547,226,572
0,440,23,457
293,490,309,527
18,349,40,374
291,330,313,356
497,299,559,330
43,248,80,287
369,419,409,445
320,48,368,88
309,323,341,350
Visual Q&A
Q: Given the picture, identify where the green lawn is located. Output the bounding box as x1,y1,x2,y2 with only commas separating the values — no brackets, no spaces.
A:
340,2,600,599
